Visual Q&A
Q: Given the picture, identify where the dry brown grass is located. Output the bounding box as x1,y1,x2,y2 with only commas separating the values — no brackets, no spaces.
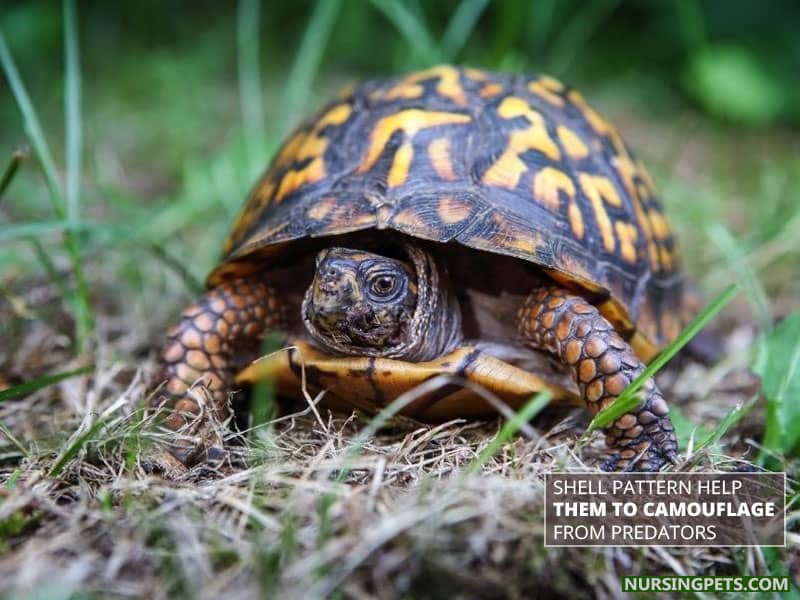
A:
0,305,786,599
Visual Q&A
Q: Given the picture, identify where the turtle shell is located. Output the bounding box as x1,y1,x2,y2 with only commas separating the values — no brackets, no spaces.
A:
209,66,691,357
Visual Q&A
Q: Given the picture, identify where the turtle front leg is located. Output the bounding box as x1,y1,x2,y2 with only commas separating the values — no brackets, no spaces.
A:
516,286,678,471
151,277,286,466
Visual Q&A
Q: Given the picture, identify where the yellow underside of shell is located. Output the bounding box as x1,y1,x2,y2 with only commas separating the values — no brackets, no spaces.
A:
236,340,581,420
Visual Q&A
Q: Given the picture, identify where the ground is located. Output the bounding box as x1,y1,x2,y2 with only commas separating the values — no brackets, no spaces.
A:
1,3,799,598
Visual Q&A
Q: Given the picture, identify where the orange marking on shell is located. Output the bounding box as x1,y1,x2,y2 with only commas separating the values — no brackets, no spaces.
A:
357,109,471,174
538,75,564,91
479,82,503,98
242,221,290,248
557,125,589,161
392,208,422,229
505,235,541,254
483,97,560,189
615,220,639,265
374,83,424,102
637,160,658,196
659,245,673,271
568,202,585,240
337,83,355,100
579,173,623,253
428,137,457,181
437,195,472,224
307,196,337,221
463,67,489,82
648,210,670,241
661,310,681,342
532,166,574,210
567,90,626,154
273,103,352,203
613,153,660,270
387,140,414,188
581,173,622,207
527,78,565,107
378,66,468,106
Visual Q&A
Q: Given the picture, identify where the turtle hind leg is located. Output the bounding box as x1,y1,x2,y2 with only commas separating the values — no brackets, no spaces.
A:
516,286,678,472
152,276,286,466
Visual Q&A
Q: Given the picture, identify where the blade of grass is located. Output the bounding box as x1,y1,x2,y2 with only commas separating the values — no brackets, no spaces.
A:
439,0,491,61
466,392,551,474
0,219,105,241
249,333,284,434
0,32,93,353
707,223,772,332
0,365,93,402
582,394,642,438
758,310,800,459
0,148,27,202
28,238,72,309
237,0,266,176
0,421,28,458
61,0,93,353
695,395,757,453
316,377,449,546
583,284,739,437
0,35,64,215
48,417,107,477
276,0,342,137
369,0,441,65
5,469,21,489
64,0,81,223
146,242,203,295
48,397,128,477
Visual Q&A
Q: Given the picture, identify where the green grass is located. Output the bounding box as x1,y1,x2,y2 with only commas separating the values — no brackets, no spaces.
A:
583,284,739,436
0,18,93,354
1,2,799,598
466,391,551,474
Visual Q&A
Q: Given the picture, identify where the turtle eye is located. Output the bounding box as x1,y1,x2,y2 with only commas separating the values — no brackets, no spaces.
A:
370,274,396,297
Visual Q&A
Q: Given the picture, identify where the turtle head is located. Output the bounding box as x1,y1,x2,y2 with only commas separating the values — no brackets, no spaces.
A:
302,247,418,352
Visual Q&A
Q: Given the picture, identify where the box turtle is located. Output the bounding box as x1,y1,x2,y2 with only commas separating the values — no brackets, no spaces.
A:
152,66,695,472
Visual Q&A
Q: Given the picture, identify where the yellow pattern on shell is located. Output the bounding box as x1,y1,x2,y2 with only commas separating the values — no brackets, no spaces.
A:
427,137,458,181
483,97,561,189
357,109,471,175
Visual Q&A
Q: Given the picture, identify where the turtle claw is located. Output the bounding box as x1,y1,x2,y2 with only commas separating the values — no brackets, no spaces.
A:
599,443,680,472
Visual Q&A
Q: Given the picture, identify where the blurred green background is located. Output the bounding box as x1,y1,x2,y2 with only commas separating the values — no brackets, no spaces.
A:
1,0,799,366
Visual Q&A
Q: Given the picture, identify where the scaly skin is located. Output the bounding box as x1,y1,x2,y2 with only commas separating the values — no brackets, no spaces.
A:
152,277,285,465
517,286,678,471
